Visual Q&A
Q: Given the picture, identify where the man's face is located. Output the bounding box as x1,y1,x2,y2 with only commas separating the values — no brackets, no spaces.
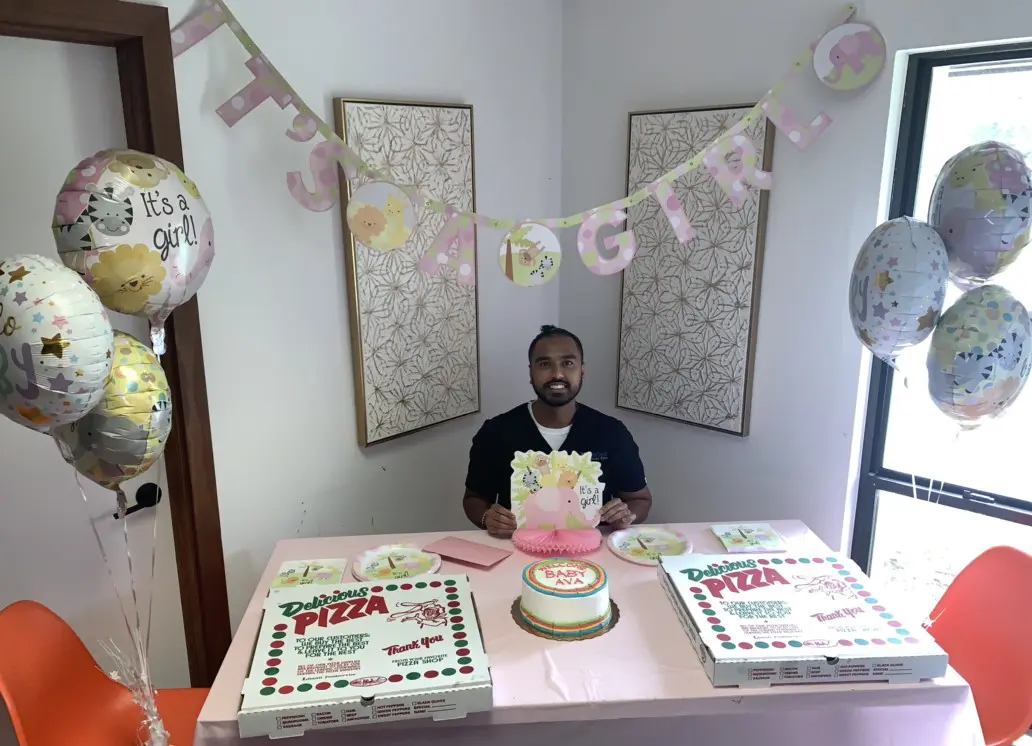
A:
529,335,583,407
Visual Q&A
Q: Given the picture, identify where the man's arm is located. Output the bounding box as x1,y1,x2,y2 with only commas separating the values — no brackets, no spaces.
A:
617,486,652,524
610,422,652,524
463,421,495,529
462,488,493,529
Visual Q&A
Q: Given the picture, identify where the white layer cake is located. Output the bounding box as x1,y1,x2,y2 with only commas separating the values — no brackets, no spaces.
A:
519,558,611,638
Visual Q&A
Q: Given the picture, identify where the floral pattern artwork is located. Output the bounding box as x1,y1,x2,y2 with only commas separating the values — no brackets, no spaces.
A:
337,100,479,445
618,106,774,436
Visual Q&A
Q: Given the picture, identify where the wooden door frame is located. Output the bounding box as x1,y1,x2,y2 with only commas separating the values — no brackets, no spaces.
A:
0,0,230,687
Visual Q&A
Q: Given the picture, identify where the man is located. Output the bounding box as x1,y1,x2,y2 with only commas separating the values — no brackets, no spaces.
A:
463,325,652,537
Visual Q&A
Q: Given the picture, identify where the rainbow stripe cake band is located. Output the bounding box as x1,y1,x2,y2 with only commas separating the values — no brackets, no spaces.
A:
519,603,613,638
522,559,608,598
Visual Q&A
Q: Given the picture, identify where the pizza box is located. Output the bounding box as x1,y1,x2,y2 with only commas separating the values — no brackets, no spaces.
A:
659,553,948,687
238,574,492,739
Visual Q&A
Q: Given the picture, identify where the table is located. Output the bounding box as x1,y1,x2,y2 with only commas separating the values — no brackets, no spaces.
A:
195,521,983,746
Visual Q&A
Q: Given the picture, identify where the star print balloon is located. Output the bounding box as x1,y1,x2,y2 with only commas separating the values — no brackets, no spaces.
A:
0,254,114,434
849,217,949,362
927,284,1032,427
53,331,172,493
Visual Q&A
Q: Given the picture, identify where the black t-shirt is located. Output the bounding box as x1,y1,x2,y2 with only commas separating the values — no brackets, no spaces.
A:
464,403,647,509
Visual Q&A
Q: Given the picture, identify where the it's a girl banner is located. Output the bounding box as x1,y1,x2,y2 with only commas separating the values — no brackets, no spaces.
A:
172,1,878,285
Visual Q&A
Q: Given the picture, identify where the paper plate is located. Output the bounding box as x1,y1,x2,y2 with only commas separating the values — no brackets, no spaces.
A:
606,526,691,566
352,543,441,581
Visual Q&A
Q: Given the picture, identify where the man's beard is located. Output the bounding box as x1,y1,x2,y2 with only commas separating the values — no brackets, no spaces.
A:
533,380,580,407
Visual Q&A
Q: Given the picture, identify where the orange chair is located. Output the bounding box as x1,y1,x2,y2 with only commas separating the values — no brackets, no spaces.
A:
926,546,1032,746
0,600,209,746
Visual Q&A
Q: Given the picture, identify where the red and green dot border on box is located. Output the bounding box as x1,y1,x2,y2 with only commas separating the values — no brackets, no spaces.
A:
258,579,477,697
689,557,923,651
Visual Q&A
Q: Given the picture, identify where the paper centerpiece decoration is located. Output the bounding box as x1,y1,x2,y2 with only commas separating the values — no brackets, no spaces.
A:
509,451,603,530
170,0,871,285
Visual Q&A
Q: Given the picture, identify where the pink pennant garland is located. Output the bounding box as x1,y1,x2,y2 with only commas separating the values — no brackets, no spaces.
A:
648,181,695,243
577,208,638,276
217,55,293,128
418,209,477,286
760,94,831,151
286,140,347,212
702,123,773,208
170,4,226,58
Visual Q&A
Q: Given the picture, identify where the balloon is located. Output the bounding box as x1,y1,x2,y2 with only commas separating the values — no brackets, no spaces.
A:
928,141,1032,289
849,217,948,361
51,149,215,340
52,332,172,492
0,255,113,433
927,284,1032,426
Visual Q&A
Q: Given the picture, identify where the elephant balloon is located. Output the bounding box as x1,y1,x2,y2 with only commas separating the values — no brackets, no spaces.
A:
929,141,1032,289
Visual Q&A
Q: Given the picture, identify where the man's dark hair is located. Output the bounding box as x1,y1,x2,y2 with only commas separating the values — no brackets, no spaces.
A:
527,325,584,362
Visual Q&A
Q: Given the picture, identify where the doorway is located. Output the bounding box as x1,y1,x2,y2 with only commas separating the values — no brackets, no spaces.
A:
0,0,230,688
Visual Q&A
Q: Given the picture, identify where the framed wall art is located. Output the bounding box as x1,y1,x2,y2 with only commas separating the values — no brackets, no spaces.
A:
334,98,480,446
616,104,774,436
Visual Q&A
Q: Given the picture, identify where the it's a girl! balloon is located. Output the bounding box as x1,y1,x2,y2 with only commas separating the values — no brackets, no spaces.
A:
52,149,215,351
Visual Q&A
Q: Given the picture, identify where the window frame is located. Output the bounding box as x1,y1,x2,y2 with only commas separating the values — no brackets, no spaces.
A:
850,42,1032,573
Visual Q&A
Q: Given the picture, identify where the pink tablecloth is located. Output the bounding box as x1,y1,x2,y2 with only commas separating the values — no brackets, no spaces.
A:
195,520,983,746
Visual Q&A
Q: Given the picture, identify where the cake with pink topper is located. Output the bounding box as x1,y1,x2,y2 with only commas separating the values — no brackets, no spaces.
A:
509,450,604,555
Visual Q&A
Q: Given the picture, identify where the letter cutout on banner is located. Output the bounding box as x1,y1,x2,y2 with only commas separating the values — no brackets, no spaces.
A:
418,209,476,286
286,140,350,212
649,181,695,243
760,94,832,150
170,4,226,58
577,208,638,275
286,113,319,143
216,55,293,128
702,124,773,208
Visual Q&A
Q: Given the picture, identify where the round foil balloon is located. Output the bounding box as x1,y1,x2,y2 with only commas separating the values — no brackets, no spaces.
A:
927,284,1032,426
499,223,562,286
813,23,887,92
52,149,215,331
849,217,949,361
0,255,113,433
928,141,1032,289
52,331,171,491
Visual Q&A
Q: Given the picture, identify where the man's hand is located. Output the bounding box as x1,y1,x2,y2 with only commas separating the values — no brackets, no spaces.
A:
483,504,517,537
600,499,635,529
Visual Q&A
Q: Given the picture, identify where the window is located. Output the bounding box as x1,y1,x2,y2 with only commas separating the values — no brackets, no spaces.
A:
851,44,1032,620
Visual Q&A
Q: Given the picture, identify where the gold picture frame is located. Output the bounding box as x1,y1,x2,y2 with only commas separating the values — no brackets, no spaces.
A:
334,98,481,446
617,103,774,437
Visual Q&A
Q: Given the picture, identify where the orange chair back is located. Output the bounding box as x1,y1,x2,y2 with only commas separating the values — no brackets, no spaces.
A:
927,545,1032,746
0,600,141,745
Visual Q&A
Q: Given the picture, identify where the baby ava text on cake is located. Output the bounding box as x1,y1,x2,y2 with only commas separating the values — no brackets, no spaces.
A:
277,587,389,635
680,560,788,600
383,635,445,656
542,566,589,586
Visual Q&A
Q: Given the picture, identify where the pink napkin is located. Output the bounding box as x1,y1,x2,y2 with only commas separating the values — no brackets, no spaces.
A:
423,536,512,568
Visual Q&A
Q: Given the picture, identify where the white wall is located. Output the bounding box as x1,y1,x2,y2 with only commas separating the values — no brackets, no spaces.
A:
162,0,563,625
559,0,1032,551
